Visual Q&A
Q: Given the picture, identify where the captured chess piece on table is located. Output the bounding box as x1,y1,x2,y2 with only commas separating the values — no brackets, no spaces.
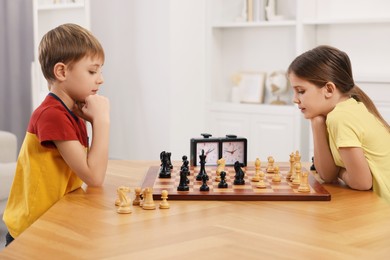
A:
159,190,170,209
116,186,132,214
133,187,142,206
142,187,156,210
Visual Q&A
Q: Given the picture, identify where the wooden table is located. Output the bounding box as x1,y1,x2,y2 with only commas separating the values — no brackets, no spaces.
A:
1,160,390,259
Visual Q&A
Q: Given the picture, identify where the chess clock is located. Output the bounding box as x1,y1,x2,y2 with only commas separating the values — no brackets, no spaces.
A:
190,134,247,166
190,133,220,166
221,135,247,166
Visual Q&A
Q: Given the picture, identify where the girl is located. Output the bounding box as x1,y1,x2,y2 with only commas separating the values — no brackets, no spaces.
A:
288,45,390,202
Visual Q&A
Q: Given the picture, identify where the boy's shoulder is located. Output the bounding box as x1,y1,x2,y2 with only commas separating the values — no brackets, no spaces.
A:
28,94,81,132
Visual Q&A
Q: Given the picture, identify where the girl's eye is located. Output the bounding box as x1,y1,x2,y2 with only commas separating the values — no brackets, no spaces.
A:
89,71,97,75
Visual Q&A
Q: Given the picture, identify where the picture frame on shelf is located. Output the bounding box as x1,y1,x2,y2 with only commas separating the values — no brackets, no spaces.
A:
238,72,266,104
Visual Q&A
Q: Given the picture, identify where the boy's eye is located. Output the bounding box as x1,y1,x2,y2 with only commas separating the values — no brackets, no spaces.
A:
89,71,97,74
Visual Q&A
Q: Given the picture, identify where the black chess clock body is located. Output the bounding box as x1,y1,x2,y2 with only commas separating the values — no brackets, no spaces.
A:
190,134,247,166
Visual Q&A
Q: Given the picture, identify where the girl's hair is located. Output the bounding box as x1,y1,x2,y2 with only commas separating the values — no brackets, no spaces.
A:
39,23,105,83
288,45,390,131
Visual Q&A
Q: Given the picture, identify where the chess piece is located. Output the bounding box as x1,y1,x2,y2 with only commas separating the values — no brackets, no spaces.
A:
177,168,190,191
196,149,209,181
116,186,132,214
142,187,156,210
256,170,266,189
200,173,210,191
272,165,281,182
181,155,190,176
218,171,228,188
159,190,170,209
233,161,245,185
167,152,173,170
286,152,294,180
266,156,275,173
298,171,311,193
251,158,261,182
293,162,302,185
310,156,316,172
133,187,141,206
215,158,225,182
159,151,171,178
139,189,145,207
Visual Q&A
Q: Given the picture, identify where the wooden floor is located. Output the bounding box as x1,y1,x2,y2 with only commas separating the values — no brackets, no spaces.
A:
1,160,390,259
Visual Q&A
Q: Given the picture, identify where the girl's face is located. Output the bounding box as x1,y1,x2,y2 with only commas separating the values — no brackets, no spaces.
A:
289,73,332,119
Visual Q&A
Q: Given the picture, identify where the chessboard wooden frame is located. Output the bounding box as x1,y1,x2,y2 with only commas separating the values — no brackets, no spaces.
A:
141,165,331,201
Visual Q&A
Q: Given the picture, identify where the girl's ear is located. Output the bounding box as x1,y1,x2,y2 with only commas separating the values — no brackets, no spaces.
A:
323,82,336,98
53,62,67,81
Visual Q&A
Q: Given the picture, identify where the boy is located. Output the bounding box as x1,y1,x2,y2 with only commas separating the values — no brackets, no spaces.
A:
3,23,110,246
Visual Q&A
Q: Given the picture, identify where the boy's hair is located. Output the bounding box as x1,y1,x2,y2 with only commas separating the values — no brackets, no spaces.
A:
288,45,390,131
39,23,105,83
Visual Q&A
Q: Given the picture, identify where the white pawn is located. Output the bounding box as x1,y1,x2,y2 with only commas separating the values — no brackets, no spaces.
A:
159,190,170,209
272,165,281,182
133,187,141,206
256,169,266,189
266,156,275,173
293,162,302,185
251,158,261,182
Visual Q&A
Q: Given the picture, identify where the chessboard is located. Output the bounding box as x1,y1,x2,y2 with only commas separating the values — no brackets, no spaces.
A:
141,165,331,201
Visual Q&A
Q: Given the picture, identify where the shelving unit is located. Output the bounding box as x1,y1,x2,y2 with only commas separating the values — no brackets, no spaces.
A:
31,0,90,110
206,0,390,161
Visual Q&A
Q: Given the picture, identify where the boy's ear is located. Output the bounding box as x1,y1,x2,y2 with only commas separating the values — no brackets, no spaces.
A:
323,82,336,98
53,62,67,81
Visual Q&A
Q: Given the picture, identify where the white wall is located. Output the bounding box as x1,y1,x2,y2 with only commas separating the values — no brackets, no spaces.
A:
90,0,206,161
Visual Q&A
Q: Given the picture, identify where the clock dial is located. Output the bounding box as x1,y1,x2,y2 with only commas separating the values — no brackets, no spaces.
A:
196,142,219,166
222,141,245,165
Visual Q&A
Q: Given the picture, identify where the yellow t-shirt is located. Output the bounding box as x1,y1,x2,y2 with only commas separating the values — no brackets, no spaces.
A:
3,94,86,238
327,98,390,202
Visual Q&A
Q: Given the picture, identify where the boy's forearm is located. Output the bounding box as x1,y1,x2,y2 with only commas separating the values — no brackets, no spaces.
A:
87,119,110,186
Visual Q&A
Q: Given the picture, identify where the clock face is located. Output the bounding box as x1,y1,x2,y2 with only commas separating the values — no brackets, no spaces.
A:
196,142,219,166
222,141,245,165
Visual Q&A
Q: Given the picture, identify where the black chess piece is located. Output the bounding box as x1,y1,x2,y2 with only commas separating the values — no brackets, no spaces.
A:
233,161,245,185
177,168,190,191
181,155,190,176
310,156,316,171
167,152,173,170
200,173,209,191
196,149,209,181
218,171,228,188
159,151,171,178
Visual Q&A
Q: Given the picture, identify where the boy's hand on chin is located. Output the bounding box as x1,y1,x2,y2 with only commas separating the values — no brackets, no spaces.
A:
73,101,91,121
82,95,110,123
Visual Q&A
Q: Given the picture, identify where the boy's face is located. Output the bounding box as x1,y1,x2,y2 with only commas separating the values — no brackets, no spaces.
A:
64,55,104,102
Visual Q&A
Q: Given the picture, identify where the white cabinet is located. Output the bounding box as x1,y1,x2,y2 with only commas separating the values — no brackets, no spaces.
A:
31,0,90,109
206,0,390,161
208,102,308,162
